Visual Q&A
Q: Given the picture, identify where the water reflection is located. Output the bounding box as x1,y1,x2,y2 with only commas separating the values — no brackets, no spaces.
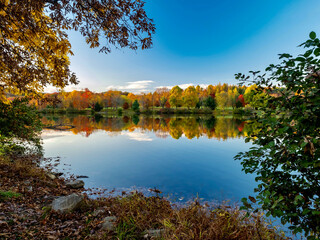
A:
41,115,248,141
41,114,256,204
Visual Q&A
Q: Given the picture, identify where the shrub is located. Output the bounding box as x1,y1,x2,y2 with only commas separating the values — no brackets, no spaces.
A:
0,98,42,156
235,31,320,237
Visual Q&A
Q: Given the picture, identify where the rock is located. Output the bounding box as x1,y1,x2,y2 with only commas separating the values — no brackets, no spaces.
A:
92,208,104,217
143,229,165,239
66,180,84,189
47,173,56,180
101,216,117,231
53,172,63,177
52,193,84,213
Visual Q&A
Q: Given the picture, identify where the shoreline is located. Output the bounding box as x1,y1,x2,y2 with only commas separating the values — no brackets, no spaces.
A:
37,107,252,117
0,155,290,239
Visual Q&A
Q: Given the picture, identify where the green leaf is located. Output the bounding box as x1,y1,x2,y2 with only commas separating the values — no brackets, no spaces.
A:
311,210,320,215
304,50,313,57
294,195,303,204
314,48,320,56
310,31,316,40
301,141,308,148
295,56,305,62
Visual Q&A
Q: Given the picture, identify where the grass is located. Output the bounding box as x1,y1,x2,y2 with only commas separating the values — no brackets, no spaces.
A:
0,190,22,201
92,193,289,240
115,218,139,240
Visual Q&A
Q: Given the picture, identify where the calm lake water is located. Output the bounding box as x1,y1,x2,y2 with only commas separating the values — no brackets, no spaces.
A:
41,115,257,203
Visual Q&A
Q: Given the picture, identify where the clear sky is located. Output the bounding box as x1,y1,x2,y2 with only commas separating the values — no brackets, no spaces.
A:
51,0,320,93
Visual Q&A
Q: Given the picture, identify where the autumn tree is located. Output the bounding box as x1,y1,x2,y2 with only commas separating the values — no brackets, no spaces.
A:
169,86,183,109
1,0,155,97
215,91,228,108
123,102,129,110
0,0,155,153
183,86,199,109
139,93,152,110
207,85,216,96
156,87,170,109
237,94,246,107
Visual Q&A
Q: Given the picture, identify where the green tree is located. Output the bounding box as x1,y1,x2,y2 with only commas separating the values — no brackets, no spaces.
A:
132,100,140,112
169,86,183,109
204,96,217,110
93,102,103,112
235,31,320,237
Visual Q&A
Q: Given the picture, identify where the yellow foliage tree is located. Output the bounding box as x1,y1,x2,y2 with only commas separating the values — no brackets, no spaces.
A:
0,0,155,98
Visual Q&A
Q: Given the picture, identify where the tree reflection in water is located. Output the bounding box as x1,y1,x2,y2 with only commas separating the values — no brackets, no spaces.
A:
42,115,251,141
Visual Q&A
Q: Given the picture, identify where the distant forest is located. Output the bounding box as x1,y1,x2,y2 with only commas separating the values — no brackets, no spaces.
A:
7,83,272,110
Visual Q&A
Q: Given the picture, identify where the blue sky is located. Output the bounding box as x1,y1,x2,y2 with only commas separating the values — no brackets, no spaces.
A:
51,0,320,93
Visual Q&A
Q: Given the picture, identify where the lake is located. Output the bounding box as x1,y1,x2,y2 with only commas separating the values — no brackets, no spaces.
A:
41,115,257,203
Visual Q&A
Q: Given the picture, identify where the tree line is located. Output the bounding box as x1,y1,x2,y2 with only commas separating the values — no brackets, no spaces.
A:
23,83,263,111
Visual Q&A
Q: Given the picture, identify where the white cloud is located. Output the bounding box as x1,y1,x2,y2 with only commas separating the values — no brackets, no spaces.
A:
106,80,154,93
122,132,153,142
44,85,84,93
43,81,210,94
41,129,74,140
156,83,209,90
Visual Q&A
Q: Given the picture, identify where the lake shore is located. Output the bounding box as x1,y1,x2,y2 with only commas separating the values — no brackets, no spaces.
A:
0,155,289,239
38,107,252,117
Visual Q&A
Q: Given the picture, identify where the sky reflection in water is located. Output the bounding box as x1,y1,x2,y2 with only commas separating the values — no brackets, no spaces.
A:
42,115,256,203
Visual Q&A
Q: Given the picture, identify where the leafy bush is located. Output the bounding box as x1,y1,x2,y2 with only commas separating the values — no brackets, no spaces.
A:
235,31,320,238
0,98,42,156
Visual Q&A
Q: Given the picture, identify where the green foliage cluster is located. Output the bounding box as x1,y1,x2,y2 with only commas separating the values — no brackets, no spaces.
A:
132,100,140,112
235,32,320,238
0,98,42,156
204,96,217,110
93,102,103,112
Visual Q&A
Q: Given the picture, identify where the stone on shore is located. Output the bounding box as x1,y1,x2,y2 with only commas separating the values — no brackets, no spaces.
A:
92,208,105,217
46,173,56,180
66,180,84,189
143,229,165,239
52,193,84,213
101,216,117,231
